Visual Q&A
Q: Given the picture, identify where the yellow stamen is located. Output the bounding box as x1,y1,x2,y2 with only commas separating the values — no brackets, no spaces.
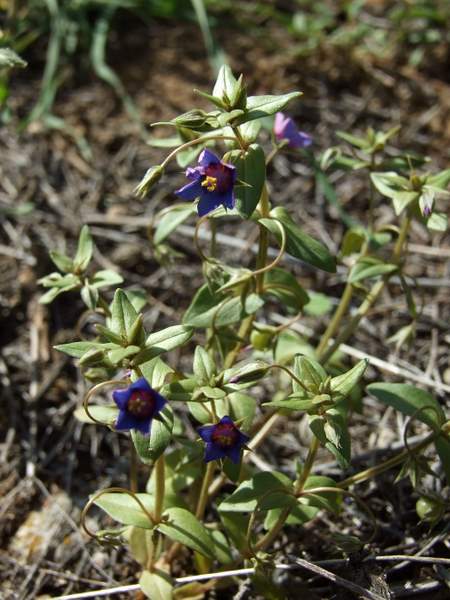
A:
201,176,217,192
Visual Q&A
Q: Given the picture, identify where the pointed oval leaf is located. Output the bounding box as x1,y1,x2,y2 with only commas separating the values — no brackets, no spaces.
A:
139,570,173,600
225,144,265,218
159,507,215,559
131,405,174,464
93,492,155,529
74,225,94,271
154,204,195,245
330,360,368,398
261,208,336,272
367,383,444,430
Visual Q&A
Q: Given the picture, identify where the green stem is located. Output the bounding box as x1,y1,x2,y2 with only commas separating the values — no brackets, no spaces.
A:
294,436,321,493
223,186,271,369
195,462,215,520
130,444,138,493
231,125,247,150
316,281,353,360
319,213,412,364
161,135,237,169
153,456,165,523
254,435,320,552
338,433,435,489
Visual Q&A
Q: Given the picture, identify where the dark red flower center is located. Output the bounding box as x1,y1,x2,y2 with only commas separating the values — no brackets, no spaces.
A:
127,390,155,419
211,422,238,448
203,163,233,194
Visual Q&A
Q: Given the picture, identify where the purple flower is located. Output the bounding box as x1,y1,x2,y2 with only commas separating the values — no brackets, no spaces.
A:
274,112,312,149
198,416,249,464
112,377,166,435
175,149,236,217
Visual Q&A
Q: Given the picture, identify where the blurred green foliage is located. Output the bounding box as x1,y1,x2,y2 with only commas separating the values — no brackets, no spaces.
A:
1,1,449,132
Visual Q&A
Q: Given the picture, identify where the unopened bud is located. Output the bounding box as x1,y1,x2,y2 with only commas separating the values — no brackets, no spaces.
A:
135,165,164,198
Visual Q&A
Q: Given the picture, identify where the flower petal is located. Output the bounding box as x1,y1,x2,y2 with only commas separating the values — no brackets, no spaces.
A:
197,193,223,217
219,189,235,210
129,378,152,393
294,131,312,148
112,388,131,409
198,149,220,167
227,444,243,464
133,418,152,435
186,166,204,180
198,424,215,443
175,179,204,201
153,391,167,415
115,409,139,431
274,112,289,137
204,442,226,463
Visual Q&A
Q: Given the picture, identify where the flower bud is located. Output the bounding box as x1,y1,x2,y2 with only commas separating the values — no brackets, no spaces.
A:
135,165,164,198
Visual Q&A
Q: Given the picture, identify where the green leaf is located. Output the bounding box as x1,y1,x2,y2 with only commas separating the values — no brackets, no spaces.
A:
210,529,234,565
223,360,269,386
435,435,450,485
341,229,365,256
336,131,368,149
294,355,327,390
367,383,445,430
73,225,94,271
139,357,174,388
370,172,418,215
263,397,316,412
73,405,118,425
225,144,265,218
219,512,250,553
159,507,215,559
427,168,450,189
131,405,174,464
349,258,397,283
304,291,333,316
227,392,256,430
300,475,341,513
212,65,239,101
93,492,155,529
183,284,260,328
142,325,194,359
108,345,141,365
162,378,197,402
81,283,99,310
135,165,164,198
218,471,295,513
49,251,73,273
154,204,195,245
236,92,302,124
261,207,336,272
193,346,215,383
198,385,226,399
309,411,351,468
139,570,173,600
90,269,123,289
330,360,368,399
0,48,27,70
426,212,448,232
54,341,111,358
263,268,309,312
110,289,139,339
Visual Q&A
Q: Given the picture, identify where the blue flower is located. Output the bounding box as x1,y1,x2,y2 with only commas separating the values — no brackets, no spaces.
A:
274,112,312,149
112,377,166,435
198,416,249,464
175,149,236,217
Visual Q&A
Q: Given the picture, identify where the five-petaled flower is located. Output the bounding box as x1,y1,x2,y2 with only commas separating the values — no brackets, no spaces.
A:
198,415,249,464
113,377,166,435
175,149,236,217
274,112,312,149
